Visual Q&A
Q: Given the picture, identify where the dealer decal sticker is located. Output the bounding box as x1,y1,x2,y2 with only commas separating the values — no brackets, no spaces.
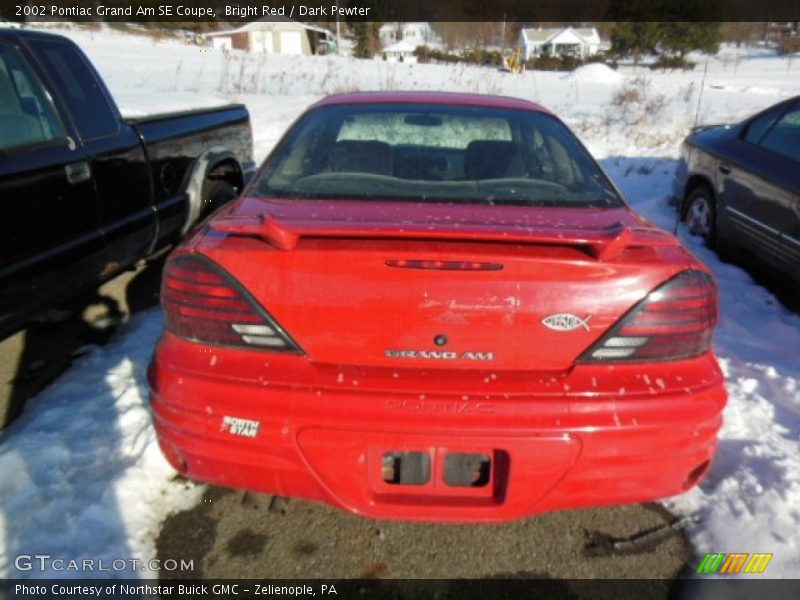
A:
220,416,260,439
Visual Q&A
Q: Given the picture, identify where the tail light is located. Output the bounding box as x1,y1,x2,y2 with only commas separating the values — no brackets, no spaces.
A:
161,255,300,351
580,270,717,362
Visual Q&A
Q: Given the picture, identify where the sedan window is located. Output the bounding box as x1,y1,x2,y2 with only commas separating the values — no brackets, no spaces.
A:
337,113,512,148
255,103,622,208
759,106,800,163
743,105,783,145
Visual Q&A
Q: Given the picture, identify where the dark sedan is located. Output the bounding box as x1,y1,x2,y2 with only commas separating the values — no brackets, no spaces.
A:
675,96,800,282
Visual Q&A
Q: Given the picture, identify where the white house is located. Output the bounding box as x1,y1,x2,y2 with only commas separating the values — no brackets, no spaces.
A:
200,18,334,55
519,27,602,60
379,22,438,49
382,40,418,63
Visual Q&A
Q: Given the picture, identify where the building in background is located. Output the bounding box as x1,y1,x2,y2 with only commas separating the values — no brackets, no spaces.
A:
200,18,335,55
379,22,438,49
765,22,799,41
382,40,419,63
519,27,602,60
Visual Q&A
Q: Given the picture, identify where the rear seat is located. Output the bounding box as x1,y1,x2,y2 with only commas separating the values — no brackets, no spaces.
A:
329,140,393,175
464,140,526,179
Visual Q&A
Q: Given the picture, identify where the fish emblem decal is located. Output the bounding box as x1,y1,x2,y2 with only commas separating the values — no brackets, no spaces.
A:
541,313,592,332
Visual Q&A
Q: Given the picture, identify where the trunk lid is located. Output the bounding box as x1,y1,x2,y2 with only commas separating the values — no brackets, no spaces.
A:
200,197,686,371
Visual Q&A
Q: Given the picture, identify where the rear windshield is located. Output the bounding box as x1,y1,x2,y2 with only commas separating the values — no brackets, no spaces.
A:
252,103,622,208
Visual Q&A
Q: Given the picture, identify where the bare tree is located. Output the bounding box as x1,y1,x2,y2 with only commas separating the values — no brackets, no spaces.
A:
721,22,767,46
432,22,501,51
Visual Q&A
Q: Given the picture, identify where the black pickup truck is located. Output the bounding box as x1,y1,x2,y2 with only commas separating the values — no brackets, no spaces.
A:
0,29,255,338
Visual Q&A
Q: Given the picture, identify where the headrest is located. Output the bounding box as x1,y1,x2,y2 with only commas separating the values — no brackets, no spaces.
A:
464,140,522,180
329,140,393,175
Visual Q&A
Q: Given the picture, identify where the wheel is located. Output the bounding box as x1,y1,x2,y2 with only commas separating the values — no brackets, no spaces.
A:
685,187,717,248
199,180,237,220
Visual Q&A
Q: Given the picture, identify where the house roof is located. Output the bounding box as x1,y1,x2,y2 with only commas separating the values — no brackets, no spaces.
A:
379,22,433,34
521,27,600,46
574,28,601,43
522,28,558,43
200,17,333,38
383,40,419,53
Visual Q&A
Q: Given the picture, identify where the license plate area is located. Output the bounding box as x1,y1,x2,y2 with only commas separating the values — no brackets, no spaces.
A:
370,446,499,500
443,452,491,487
296,428,579,516
381,451,431,485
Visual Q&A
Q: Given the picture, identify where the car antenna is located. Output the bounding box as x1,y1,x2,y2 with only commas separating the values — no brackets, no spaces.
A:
678,56,712,237
693,56,710,128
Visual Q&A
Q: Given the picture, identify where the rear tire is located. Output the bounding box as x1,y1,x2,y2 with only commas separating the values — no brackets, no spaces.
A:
685,187,717,249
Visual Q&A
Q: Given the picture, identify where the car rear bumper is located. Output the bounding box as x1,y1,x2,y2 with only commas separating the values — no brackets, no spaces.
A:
148,333,726,523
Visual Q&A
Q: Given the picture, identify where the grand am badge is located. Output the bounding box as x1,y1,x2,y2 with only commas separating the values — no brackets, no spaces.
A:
385,349,494,361
541,313,592,332
221,416,260,438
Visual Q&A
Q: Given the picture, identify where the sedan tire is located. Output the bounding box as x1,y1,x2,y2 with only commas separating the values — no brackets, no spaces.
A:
685,187,717,248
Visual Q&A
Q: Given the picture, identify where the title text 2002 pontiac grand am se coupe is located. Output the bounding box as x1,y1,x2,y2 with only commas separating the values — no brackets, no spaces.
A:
148,92,726,522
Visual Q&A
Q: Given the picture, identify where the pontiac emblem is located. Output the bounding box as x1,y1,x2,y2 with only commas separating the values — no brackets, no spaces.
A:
541,313,592,332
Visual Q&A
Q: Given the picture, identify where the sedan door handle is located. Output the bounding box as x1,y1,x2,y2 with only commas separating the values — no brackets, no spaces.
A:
718,163,731,175
65,161,91,185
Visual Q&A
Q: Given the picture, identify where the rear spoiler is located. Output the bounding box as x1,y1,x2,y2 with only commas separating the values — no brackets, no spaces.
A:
208,215,676,261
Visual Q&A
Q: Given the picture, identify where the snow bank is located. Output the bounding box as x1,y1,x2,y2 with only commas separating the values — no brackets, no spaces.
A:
0,312,203,578
605,157,800,577
664,242,800,577
566,62,624,84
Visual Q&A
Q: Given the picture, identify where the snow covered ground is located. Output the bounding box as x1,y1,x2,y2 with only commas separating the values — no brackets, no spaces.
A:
1,26,799,578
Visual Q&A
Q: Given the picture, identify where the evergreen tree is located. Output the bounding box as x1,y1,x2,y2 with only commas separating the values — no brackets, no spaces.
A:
658,22,721,59
610,21,721,66
352,22,381,59
608,0,722,65
352,22,373,58
610,22,662,63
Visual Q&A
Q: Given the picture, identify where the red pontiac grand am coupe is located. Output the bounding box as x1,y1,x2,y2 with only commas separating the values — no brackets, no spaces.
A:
148,92,726,522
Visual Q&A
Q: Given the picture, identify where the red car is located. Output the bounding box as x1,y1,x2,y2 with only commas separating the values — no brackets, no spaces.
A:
148,92,726,522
